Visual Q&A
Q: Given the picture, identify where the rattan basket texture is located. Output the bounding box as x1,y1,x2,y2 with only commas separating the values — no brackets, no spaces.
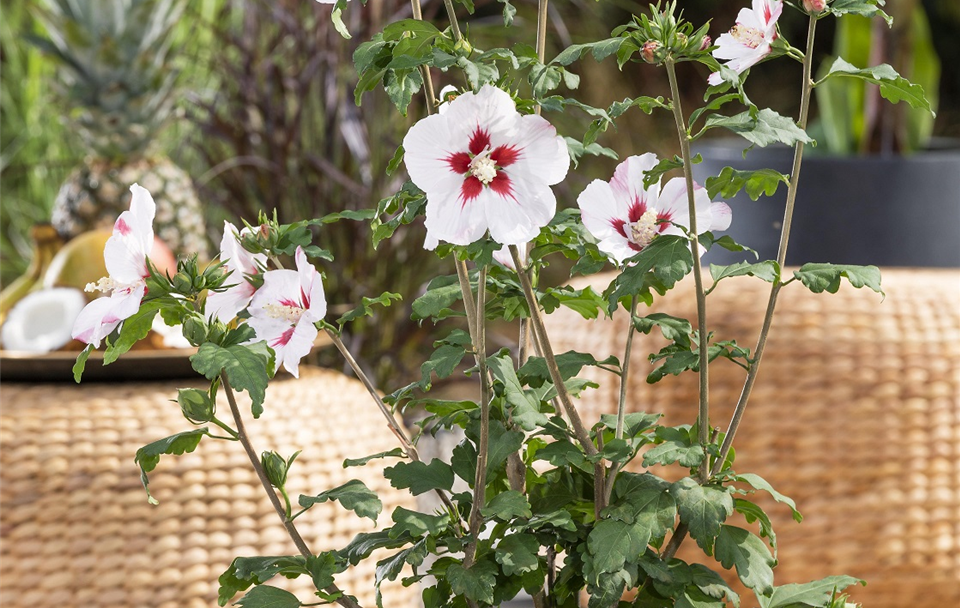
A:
0,367,419,608
544,268,960,607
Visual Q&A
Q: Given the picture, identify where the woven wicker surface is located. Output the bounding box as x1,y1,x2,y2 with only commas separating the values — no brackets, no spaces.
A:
546,268,960,607
0,367,419,608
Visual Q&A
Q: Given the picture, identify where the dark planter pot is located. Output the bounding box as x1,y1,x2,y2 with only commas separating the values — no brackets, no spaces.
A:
692,139,960,268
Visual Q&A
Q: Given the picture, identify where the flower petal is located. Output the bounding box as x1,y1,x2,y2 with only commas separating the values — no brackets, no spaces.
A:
295,247,327,321
71,286,145,347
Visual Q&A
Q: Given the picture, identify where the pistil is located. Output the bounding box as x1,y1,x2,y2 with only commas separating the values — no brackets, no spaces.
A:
469,147,498,184
263,302,304,323
731,24,765,49
628,208,660,249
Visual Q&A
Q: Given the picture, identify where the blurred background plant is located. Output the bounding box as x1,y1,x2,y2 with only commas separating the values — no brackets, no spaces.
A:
2,0,957,384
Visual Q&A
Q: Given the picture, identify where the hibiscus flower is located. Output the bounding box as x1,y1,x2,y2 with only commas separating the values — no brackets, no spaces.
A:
708,0,783,86
72,184,157,347
206,221,267,323
577,153,732,266
403,84,570,249
246,247,326,378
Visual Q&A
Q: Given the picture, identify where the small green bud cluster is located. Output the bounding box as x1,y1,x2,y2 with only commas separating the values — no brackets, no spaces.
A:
619,1,712,66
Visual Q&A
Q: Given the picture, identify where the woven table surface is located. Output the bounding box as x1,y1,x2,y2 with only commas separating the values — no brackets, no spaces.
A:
546,268,960,607
1,366,419,608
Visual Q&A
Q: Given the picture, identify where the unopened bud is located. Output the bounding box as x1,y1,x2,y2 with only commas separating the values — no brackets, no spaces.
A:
258,223,270,239
641,40,660,64
802,0,826,14
699,35,712,51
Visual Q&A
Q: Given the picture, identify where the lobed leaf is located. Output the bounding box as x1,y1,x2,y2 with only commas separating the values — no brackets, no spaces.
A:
384,459,455,496
705,167,789,201
714,525,776,595
190,342,272,417
135,429,209,505
758,575,864,608
792,263,883,296
672,477,734,555
299,479,382,523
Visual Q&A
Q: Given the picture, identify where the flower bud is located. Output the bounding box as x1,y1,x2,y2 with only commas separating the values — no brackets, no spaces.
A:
641,40,660,64
261,451,289,488
802,0,826,14
699,35,712,51
178,388,215,424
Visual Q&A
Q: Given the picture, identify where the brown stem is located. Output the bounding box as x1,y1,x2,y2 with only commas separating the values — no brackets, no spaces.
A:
326,328,461,519
664,57,711,484
712,15,819,475
221,374,362,608
463,266,490,568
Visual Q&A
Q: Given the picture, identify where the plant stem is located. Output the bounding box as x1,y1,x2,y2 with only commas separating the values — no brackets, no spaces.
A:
220,374,362,608
536,0,549,64
441,0,464,44
509,244,606,517
463,265,490,569
603,293,638,502
409,0,437,113
712,15,818,475
325,328,461,520
509,245,596,457
664,57,711,484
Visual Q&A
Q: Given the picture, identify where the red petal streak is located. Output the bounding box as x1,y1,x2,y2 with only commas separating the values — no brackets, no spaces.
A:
271,326,295,348
115,218,132,236
491,145,520,167
469,128,491,156
627,198,647,223
279,298,299,308
460,176,483,205
300,286,310,308
488,173,514,199
445,152,471,174
612,218,628,239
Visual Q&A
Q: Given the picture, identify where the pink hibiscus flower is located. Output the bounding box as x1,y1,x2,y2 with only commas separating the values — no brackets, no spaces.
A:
246,247,326,378
577,154,732,266
708,0,783,86
206,221,267,323
72,184,157,347
402,84,570,249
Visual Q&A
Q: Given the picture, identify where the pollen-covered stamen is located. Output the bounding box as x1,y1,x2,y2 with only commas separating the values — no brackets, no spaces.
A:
84,276,143,295
263,302,305,323
730,24,765,49
469,146,498,185
627,208,660,249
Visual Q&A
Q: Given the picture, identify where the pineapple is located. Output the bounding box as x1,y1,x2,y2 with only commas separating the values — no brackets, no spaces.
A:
30,0,209,259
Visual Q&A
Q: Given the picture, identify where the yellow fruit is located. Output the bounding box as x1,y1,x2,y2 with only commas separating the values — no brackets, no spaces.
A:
0,224,64,323
42,229,177,293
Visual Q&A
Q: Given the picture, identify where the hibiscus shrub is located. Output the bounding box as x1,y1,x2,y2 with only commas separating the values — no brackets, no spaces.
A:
74,1,929,607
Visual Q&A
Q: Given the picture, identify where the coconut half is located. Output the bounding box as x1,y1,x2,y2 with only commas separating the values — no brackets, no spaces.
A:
0,287,87,354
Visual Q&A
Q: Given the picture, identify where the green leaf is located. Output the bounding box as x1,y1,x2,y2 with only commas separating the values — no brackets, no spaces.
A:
552,38,623,66
336,291,402,325
103,299,161,364
376,539,428,585
317,209,377,224
190,342,272,417
827,0,892,26
382,18,442,41
390,506,449,538
343,448,405,468
634,313,693,350
481,490,533,521
612,475,677,540
498,0,517,26
687,563,741,607
488,353,547,431
519,350,619,388
483,421,525,478
134,429,209,505
643,427,704,469
495,533,541,576
446,561,498,605
72,344,94,382
217,556,309,606
735,473,802,523
714,525,775,595
587,519,649,577
339,530,413,566
759,575,864,608
412,274,464,320
606,236,694,311
708,261,780,292
705,108,813,149
384,459,455,495
384,68,423,115
792,263,883,296
299,479,382,523
672,477,734,555
705,167,789,201
817,58,932,114
234,585,301,608
676,588,726,608
735,498,779,557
